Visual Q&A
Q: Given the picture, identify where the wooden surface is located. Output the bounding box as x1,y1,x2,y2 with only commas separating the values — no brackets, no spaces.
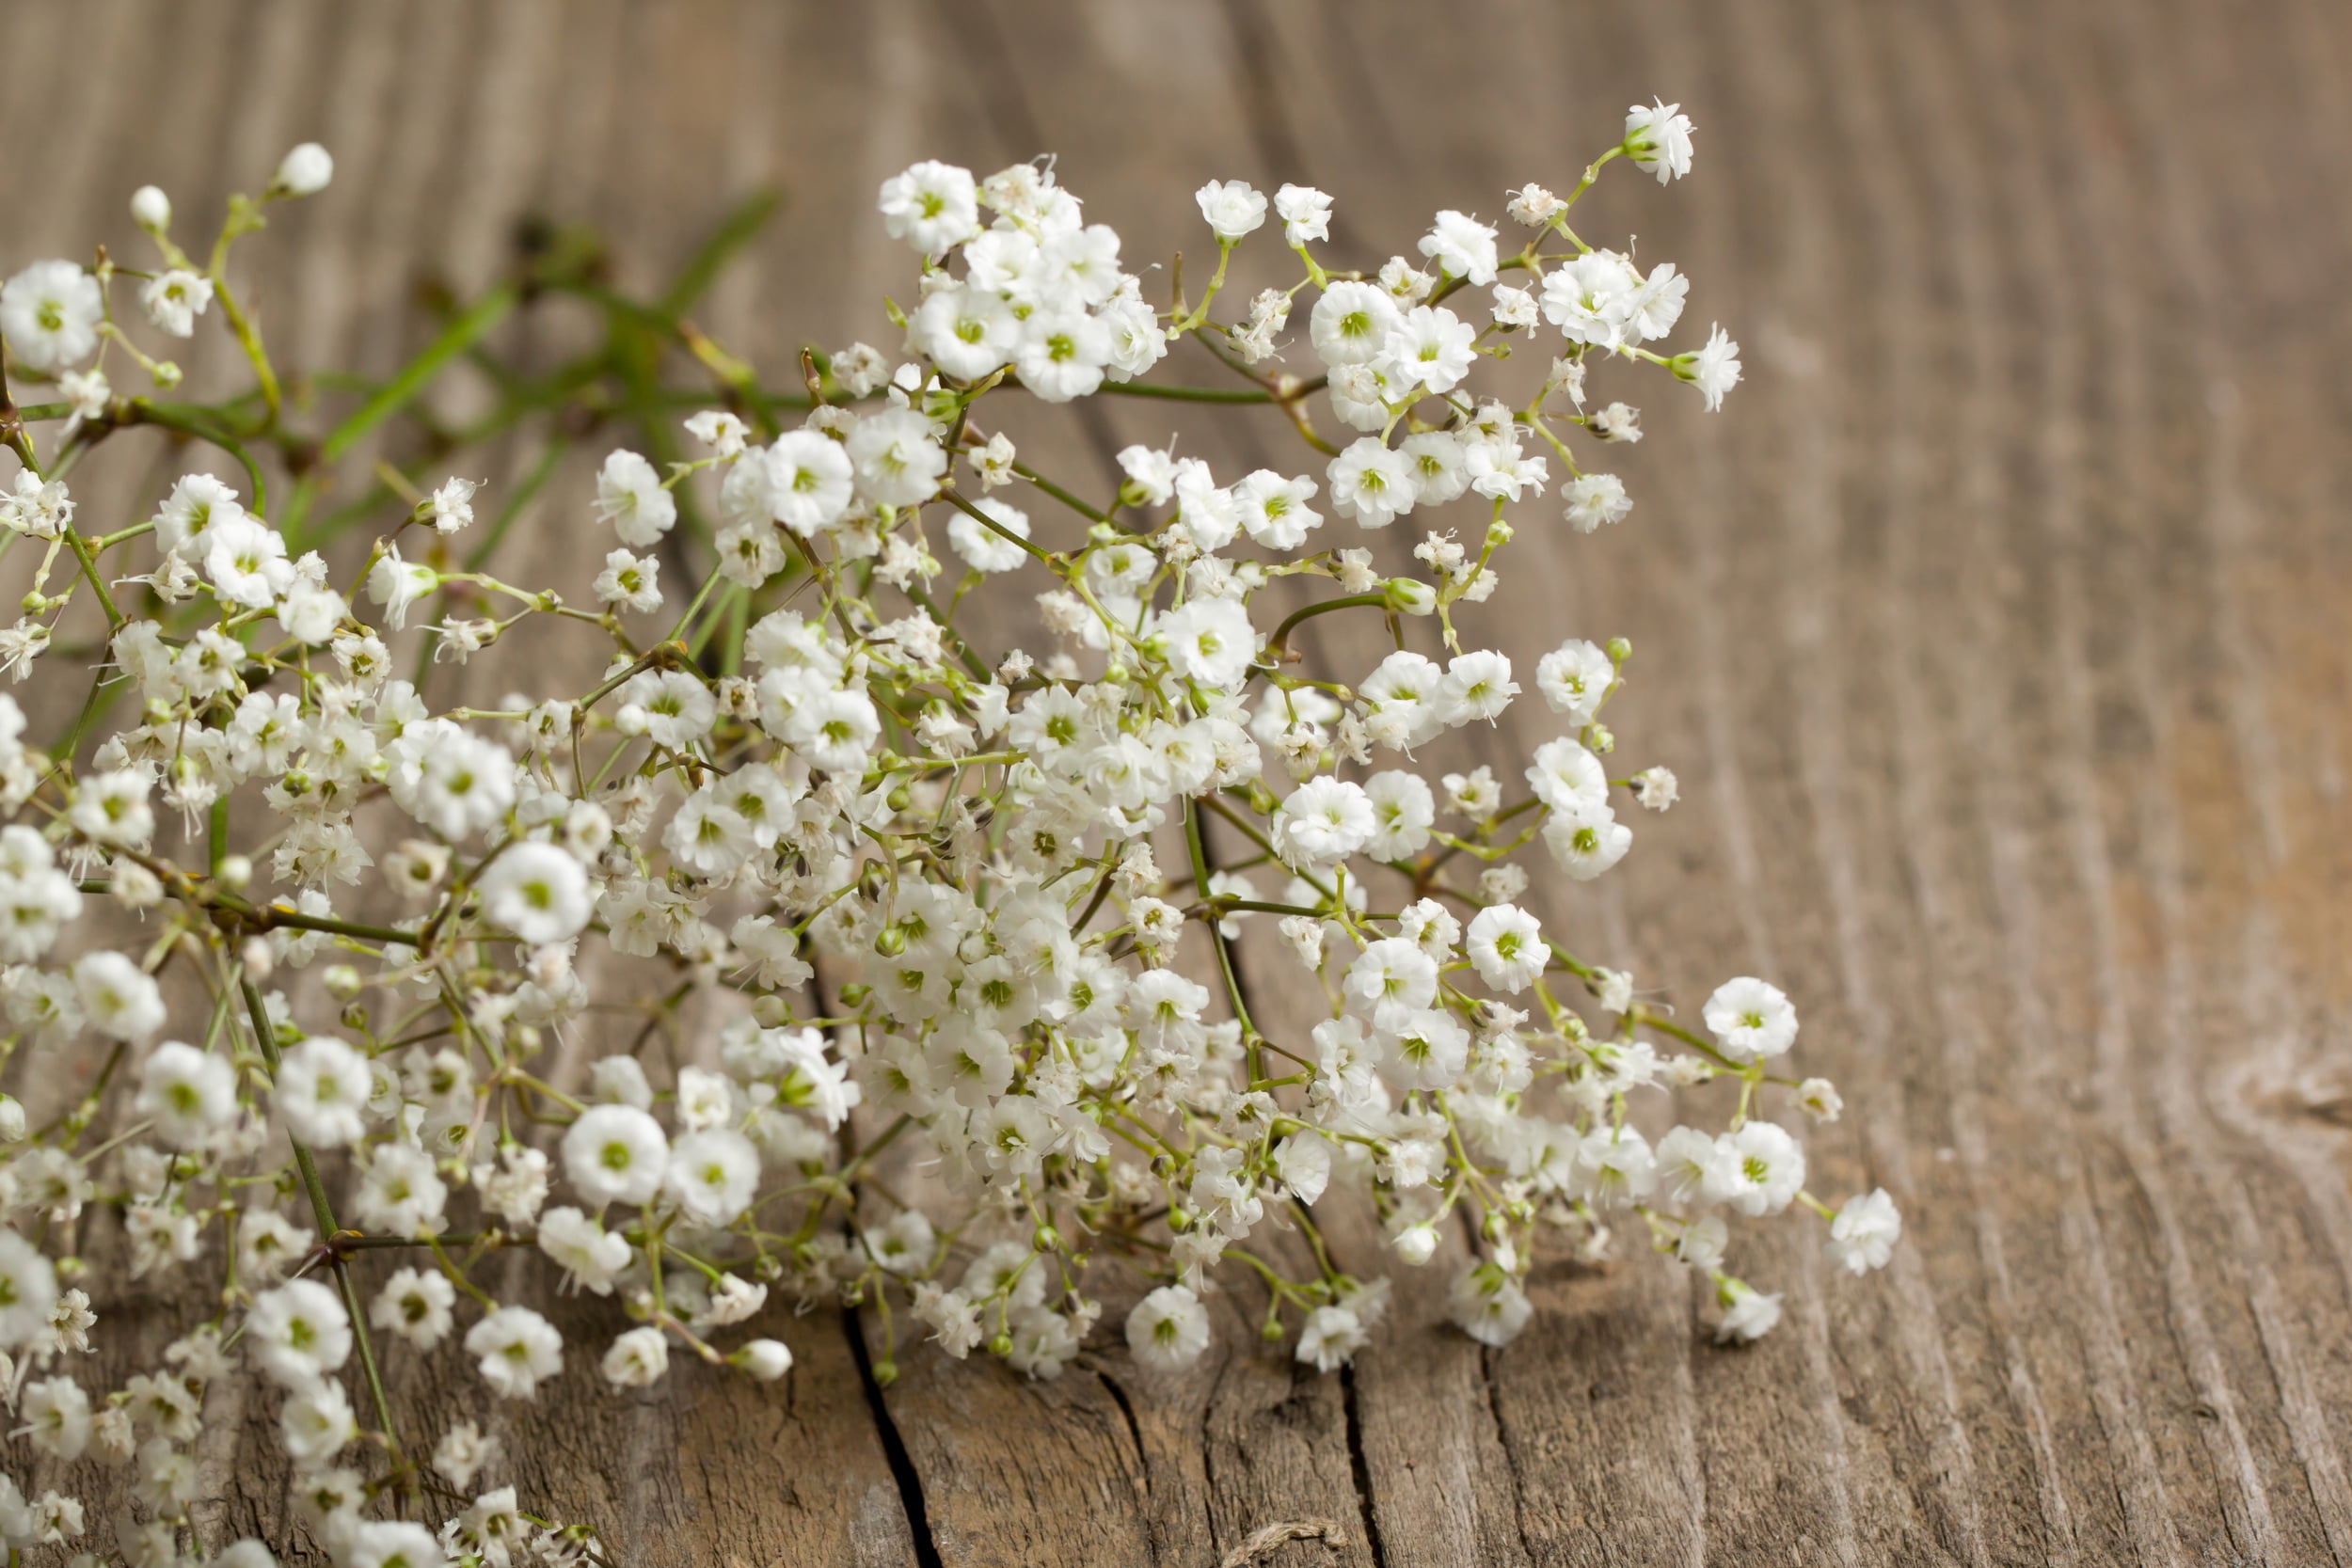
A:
8,0,2352,1563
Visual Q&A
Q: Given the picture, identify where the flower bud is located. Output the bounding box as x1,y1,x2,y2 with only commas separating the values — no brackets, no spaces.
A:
323,964,362,1002
274,142,334,198
217,854,253,892
0,1095,24,1143
131,184,171,231
1391,1222,1439,1266
738,1338,794,1381
1385,578,1437,616
240,938,274,982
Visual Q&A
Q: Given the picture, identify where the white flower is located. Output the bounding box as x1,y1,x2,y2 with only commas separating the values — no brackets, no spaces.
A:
1275,777,1375,864
139,268,214,338
1702,976,1798,1060
879,160,981,253
1233,468,1320,548
478,842,591,945
274,141,335,196
1525,736,1608,813
275,1035,373,1147
1507,182,1565,227
1379,305,1476,395
17,1375,90,1459
70,768,154,848
433,1422,500,1493
1194,180,1267,241
1624,98,1696,184
1676,324,1742,411
1153,595,1257,690
1327,438,1418,530
427,475,478,533
134,1041,236,1148
1708,1121,1805,1217
280,1378,358,1465
1450,1264,1534,1347
596,449,675,546
1440,649,1518,723
685,408,748,456
1014,308,1111,403
1362,770,1435,860
593,547,662,611
352,1143,449,1237
465,1304,564,1399
371,1266,456,1348
846,407,947,507
1715,1280,1782,1343
246,1278,351,1387
563,1102,670,1208
912,283,1016,379
602,1324,670,1387
0,261,101,371
1466,904,1545,994
1563,472,1632,532
131,184,171,230
1827,1188,1902,1275
1311,281,1402,367
1534,638,1613,725
1542,800,1630,880
1125,1285,1211,1372
1295,1304,1366,1371
764,430,855,535
0,1231,56,1349
1275,183,1333,245
366,546,440,629
535,1206,630,1296
73,951,164,1041
664,1128,760,1226
946,497,1032,574
1418,209,1500,284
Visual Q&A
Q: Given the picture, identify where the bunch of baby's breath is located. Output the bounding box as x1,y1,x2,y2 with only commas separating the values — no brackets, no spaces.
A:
0,106,1896,1567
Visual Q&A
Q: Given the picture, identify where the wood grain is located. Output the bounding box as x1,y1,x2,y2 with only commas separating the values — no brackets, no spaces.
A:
4,0,2351,1560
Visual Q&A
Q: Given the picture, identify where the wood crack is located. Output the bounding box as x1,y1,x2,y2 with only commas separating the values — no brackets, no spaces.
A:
1476,1344,1535,1562
843,1307,946,1568
1339,1365,1391,1568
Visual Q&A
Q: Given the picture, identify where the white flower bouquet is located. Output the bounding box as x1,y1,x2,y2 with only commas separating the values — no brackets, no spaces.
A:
0,103,1896,1564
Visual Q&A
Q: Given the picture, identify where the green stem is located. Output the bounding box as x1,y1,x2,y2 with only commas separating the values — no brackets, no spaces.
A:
240,976,405,1465
320,282,520,467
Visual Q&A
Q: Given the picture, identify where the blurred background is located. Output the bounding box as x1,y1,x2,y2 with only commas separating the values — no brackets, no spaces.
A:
5,1,2351,1564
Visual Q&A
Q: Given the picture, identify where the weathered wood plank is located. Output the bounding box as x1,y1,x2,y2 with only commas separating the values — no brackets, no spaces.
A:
8,0,2352,1562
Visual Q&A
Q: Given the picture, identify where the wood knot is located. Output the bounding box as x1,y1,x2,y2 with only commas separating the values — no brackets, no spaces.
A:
1219,1519,1347,1567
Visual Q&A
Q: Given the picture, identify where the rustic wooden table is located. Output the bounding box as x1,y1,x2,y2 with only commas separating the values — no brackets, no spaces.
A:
5,0,2349,1562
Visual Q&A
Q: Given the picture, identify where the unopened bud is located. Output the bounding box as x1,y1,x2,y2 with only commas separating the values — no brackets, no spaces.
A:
240,938,274,981
216,855,253,892
323,964,362,1002
130,184,171,231
273,141,334,198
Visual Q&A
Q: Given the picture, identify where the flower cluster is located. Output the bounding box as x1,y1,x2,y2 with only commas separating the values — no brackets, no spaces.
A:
0,103,1897,1565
